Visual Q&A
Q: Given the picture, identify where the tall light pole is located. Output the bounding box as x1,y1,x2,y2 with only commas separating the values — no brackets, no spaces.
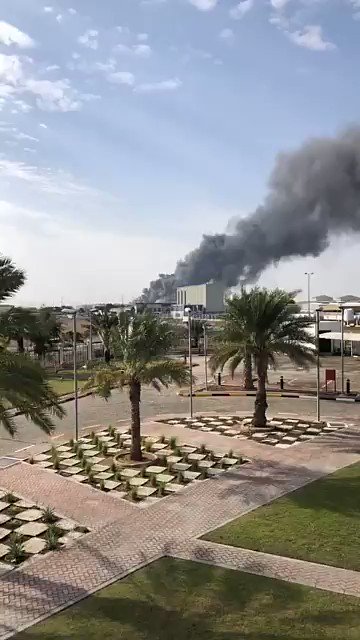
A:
341,306,345,394
63,308,79,441
203,323,208,391
305,272,314,317
185,307,193,417
316,308,320,422
88,309,93,362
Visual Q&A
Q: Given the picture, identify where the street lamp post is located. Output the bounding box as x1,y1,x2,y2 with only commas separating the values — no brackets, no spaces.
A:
72,311,79,441
185,307,193,418
305,272,314,317
316,308,320,422
88,309,93,362
203,323,208,391
63,308,79,441
341,306,345,394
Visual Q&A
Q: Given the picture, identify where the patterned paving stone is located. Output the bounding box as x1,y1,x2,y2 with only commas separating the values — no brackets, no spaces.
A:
0,544,8,559
0,514,10,525
33,454,51,462
91,464,110,473
23,538,46,554
146,466,166,475
129,477,148,487
16,509,43,522
0,529,9,542
172,462,191,472
156,473,174,484
137,486,157,498
56,519,77,532
16,500,35,509
59,458,79,468
103,480,121,491
120,468,141,479
0,503,8,512
16,522,48,536
62,467,82,476
94,473,113,481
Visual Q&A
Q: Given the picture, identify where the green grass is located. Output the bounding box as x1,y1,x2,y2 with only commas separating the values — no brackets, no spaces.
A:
48,378,87,395
204,461,360,570
14,558,360,639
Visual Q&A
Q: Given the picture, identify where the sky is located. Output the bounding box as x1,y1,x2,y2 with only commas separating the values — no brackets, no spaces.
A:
0,0,360,306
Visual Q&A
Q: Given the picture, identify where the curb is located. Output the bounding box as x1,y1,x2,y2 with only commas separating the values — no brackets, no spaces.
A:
179,390,360,402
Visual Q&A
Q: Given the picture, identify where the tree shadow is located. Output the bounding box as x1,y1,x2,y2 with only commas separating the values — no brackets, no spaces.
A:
15,557,359,640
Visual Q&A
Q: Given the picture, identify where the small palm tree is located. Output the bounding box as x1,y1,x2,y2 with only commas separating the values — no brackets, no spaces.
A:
210,288,315,429
0,306,37,353
29,308,61,360
0,255,64,435
86,313,191,460
91,308,119,363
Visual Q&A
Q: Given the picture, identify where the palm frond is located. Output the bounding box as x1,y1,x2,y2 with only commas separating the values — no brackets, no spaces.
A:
0,256,25,303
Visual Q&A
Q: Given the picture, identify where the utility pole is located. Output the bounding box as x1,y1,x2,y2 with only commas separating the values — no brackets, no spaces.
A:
203,323,208,391
316,308,320,422
305,272,314,317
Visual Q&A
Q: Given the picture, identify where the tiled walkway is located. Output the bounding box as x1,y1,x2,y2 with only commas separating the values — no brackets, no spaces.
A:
171,539,360,597
0,417,360,638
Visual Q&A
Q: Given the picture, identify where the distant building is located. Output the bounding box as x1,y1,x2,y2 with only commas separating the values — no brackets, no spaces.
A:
175,282,226,314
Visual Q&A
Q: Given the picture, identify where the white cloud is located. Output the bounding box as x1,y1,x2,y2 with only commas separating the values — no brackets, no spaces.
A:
114,43,152,57
270,0,290,8
108,71,135,86
219,28,235,42
135,77,182,93
43,6,54,13
137,33,149,41
68,8,77,15
0,53,85,112
188,0,218,10
78,30,99,50
45,64,60,72
39,123,47,129
230,0,253,19
56,14,63,23
0,124,39,143
286,25,336,51
0,21,35,49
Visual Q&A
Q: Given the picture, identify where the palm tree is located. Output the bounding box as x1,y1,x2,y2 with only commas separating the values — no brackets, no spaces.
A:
210,288,315,429
86,313,191,461
191,320,205,354
91,308,119,363
0,307,37,353
29,308,61,360
0,255,64,435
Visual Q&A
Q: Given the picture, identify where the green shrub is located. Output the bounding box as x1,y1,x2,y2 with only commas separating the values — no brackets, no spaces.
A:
99,479,106,491
125,480,131,492
169,436,177,450
149,475,157,488
228,449,234,459
51,445,58,459
28,456,35,465
130,488,138,501
53,458,60,471
209,451,215,462
191,460,198,472
174,447,182,457
88,471,96,485
42,507,57,524
45,529,61,551
77,448,84,460
108,426,115,437
69,438,74,448
200,443,207,454
90,431,95,440
177,472,184,484
111,461,118,474
101,442,108,456
157,484,165,497
7,534,26,564
144,440,152,452
115,433,121,446
6,519,21,530
4,493,18,504
160,434,166,444
80,457,88,469
73,441,80,453
85,461,93,474
140,467,146,478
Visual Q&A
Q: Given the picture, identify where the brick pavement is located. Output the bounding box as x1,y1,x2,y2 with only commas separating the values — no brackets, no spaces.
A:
171,539,360,597
0,419,360,638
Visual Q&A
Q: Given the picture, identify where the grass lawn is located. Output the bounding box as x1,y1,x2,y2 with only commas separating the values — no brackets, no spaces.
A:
14,558,360,639
204,461,360,571
48,378,87,395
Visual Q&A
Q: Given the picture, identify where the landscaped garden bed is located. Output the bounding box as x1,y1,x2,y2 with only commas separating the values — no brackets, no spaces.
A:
13,557,360,639
0,490,90,573
27,427,246,504
158,415,347,447
203,461,360,571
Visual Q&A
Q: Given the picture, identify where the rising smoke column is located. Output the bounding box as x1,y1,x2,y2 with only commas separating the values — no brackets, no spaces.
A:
141,127,360,301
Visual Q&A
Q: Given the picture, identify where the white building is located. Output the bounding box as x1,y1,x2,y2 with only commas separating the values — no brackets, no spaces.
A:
175,281,226,314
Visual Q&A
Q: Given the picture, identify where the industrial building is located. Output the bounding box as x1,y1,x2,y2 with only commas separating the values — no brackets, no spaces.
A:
175,281,226,316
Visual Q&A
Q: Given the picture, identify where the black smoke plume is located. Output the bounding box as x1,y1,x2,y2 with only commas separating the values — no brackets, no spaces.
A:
140,127,360,302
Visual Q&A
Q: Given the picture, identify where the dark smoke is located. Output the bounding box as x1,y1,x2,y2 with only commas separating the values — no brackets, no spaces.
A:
140,127,360,302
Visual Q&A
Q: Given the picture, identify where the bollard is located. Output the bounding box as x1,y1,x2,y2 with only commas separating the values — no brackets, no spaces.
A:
280,375,284,390
217,372,222,386
346,378,351,395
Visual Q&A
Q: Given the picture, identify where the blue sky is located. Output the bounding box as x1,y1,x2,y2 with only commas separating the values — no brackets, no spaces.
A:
0,0,359,305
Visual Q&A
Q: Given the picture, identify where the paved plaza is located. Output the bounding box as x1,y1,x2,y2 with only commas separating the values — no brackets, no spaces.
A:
0,408,359,638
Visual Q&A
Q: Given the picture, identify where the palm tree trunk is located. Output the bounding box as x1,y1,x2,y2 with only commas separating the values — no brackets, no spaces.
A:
17,336,25,353
252,355,268,429
129,380,142,461
243,351,255,390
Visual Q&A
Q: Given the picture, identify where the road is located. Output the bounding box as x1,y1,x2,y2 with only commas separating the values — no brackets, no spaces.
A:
1,385,360,457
